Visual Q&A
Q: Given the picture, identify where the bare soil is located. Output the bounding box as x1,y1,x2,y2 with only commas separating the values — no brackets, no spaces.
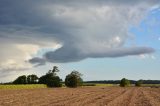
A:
0,87,160,106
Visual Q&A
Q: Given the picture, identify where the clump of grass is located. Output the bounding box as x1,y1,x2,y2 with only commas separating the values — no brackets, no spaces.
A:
0,84,47,90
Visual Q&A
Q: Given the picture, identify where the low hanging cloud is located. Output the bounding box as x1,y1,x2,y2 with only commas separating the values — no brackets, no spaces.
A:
0,0,158,70
28,57,46,67
29,46,154,64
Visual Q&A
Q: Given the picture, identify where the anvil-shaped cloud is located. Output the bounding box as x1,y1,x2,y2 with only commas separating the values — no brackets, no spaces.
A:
0,0,158,71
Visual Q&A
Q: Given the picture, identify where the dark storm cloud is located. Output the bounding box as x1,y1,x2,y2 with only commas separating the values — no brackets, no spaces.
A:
0,0,157,66
89,47,155,58
30,46,154,64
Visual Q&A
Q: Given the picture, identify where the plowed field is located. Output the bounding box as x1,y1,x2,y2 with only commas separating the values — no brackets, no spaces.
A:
0,87,160,106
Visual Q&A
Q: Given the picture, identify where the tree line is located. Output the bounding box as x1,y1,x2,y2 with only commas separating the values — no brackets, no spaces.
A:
85,80,160,84
13,66,83,88
11,66,159,88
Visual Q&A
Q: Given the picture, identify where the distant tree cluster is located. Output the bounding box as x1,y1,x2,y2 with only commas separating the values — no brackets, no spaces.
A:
85,80,141,85
119,78,144,87
12,66,83,88
85,79,160,86
13,74,38,84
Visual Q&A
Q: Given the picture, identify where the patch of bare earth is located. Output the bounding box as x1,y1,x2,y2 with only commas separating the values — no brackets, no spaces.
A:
0,87,160,106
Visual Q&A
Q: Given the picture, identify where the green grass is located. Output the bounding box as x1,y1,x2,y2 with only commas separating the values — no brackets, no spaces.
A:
82,83,96,86
0,84,47,90
95,84,114,86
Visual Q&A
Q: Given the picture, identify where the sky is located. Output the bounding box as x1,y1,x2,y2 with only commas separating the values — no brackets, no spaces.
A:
0,0,160,82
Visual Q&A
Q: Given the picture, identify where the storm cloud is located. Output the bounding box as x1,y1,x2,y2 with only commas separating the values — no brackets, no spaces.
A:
0,0,158,69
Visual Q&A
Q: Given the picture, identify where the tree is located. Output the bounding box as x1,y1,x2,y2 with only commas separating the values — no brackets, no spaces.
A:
46,75,62,87
65,71,83,88
27,74,38,84
39,66,62,87
39,75,47,84
13,75,27,84
135,80,143,87
48,66,59,75
120,78,130,87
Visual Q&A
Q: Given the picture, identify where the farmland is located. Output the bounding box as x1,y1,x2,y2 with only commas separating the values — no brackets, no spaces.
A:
0,86,160,106
0,84,47,89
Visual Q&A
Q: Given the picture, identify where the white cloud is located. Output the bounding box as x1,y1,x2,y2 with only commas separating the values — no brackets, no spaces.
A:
139,54,147,59
0,44,39,73
138,54,156,60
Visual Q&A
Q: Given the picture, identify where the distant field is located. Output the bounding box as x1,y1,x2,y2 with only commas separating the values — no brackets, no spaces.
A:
95,84,118,86
83,83,119,87
0,84,47,89
83,83,160,87
142,84,160,87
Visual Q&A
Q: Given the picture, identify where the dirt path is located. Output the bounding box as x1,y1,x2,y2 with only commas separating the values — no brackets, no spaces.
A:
0,87,160,106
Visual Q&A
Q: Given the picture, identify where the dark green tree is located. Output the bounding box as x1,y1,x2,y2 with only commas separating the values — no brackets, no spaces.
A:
65,71,83,88
46,75,62,87
27,74,38,84
39,66,62,87
120,78,130,87
39,75,47,84
13,75,27,84
135,80,143,87
48,66,59,75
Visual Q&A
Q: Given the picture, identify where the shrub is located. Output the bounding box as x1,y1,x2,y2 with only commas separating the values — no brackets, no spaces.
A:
135,80,143,87
120,78,130,87
65,71,83,88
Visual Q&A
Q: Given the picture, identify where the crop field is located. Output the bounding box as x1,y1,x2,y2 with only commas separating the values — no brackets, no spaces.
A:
0,84,47,89
0,86,160,106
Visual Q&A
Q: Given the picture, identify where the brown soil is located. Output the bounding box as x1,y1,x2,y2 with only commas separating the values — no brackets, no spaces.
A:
0,87,160,106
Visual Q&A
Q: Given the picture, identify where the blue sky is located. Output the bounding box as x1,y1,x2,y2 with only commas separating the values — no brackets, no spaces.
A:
0,1,160,82
130,7,160,49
